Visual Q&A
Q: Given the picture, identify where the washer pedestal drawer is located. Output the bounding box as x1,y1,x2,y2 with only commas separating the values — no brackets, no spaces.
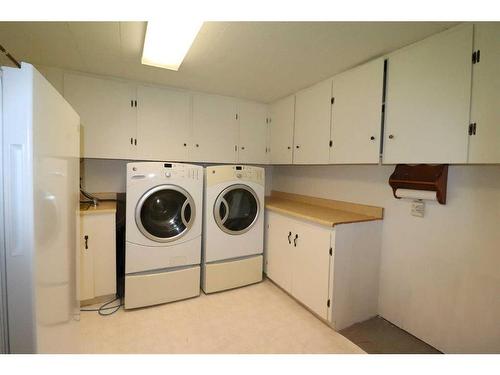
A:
125,265,200,309
202,255,263,294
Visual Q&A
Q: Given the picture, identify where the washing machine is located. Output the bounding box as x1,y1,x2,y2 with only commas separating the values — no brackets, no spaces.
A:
202,165,265,293
125,162,203,309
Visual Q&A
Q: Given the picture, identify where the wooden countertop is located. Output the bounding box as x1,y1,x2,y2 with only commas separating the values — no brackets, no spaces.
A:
265,191,383,227
80,201,117,215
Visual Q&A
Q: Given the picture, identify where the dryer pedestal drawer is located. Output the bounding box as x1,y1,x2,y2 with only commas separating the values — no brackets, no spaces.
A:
124,266,200,309
202,255,263,294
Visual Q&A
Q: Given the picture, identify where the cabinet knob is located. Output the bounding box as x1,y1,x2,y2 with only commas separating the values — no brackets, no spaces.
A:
196,144,199,147
241,146,245,150
388,134,394,139
183,143,187,147
370,136,375,141
287,146,291,150
296,145,300,149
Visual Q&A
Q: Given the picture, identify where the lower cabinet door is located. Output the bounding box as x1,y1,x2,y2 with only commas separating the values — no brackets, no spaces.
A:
80,213,116,301
266,211,293,293
291,220,331,319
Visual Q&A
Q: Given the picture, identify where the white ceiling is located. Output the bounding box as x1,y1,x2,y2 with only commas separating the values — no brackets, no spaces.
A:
0,21,457,103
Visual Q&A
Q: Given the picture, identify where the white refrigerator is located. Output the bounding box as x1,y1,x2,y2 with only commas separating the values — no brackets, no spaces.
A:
0,63,80,353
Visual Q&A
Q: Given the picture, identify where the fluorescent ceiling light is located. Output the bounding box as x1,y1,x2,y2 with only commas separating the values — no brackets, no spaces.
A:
142,20,203,71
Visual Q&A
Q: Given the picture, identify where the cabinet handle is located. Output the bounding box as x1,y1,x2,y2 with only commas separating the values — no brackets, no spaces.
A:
130,137,133,145
388,134,394,139
134,138,137,146
84,235,89,250
293,234,298,247
370,136,375,141
288,231,292,244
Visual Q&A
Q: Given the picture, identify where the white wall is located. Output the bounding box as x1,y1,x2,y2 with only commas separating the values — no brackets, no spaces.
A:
272,164,500,354
81,158,273,195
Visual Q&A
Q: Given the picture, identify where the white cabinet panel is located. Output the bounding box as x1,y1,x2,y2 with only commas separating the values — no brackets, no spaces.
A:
238,101,269,164
266,211,292,293
330,59,384,164
64,73,137,159
294,79,332,164
468,23,500,163
291,220,332,319
136,85,191,161
192,94,238,163
79,212,116,301
383,24,473,164
79,230,94,301
269,95,295,164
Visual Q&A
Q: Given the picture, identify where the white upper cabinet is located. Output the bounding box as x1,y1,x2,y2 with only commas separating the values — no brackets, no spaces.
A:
330,59,384,164
238,101,269,164
293,79,332,164
468,23,500,163
269,95,295,164
383,24,473,164
191,93,238,163
136,85,191,162
64,73,137,159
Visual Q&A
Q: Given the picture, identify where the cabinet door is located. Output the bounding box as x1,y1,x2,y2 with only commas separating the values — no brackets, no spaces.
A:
383,24,473,164
291,220,331,320
136,85,191,161
64,73,137,159
468,23,500,163
79,223,94,301
265,212,293,293
330,59,384,164
80,213,116,299
238,101,269,164
192,93,238,163
294,79,332,164
269,95,295,164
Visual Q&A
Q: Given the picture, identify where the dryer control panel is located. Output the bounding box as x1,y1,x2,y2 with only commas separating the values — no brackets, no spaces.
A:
206,165,265,186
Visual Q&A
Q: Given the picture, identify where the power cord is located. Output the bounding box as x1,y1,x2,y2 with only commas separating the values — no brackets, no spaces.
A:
80,297,123,316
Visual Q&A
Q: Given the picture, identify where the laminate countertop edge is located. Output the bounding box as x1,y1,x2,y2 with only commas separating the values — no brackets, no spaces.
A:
265,197,383,227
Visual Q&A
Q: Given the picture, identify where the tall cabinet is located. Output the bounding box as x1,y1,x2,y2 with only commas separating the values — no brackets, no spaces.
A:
269,95,295,164
238,101,269,164
136,85,191,162
330,59,384,164
383,24,474,164
293,79,332,164
64,73,137,159
191,93,239,163
468,22,500,163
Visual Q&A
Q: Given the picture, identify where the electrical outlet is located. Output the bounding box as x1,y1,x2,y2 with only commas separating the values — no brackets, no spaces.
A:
411,200,425,217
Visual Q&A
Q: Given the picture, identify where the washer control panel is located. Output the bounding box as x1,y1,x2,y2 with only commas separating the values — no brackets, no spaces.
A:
128,162,202,181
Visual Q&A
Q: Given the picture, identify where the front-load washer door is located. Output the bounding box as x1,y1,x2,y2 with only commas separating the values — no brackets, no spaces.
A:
136,185,195,243
214,184,259,235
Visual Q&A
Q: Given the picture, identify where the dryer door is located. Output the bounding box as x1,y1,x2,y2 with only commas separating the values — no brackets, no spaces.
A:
136,185,195,243
214,184,260,235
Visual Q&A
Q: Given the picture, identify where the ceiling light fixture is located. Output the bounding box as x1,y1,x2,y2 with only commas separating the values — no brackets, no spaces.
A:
141,20,203,71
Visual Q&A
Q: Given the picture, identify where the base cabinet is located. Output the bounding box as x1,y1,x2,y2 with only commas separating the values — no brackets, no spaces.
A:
79,211,116,302
265,210,382,330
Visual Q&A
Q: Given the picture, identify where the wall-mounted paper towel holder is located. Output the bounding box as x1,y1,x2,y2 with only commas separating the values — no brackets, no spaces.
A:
389,164,448,205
